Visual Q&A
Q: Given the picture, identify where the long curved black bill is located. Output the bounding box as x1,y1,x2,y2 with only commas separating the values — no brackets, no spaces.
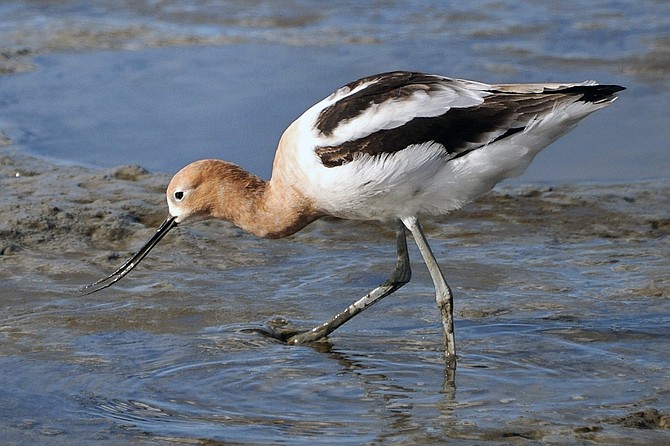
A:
79,216,178,295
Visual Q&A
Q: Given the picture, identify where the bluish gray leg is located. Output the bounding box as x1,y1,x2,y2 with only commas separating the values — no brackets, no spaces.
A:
287,220,411,344
402,216,456,366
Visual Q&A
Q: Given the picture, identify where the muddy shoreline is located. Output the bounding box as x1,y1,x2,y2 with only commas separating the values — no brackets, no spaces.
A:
2,148,669,295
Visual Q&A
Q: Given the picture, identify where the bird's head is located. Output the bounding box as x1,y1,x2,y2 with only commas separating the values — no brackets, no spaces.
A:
166,159,219,224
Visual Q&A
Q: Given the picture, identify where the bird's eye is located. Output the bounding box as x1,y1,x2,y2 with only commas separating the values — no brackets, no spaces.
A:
174,191,184,201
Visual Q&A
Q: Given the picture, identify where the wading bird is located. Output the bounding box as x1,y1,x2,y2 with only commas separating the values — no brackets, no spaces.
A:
81,71,624,364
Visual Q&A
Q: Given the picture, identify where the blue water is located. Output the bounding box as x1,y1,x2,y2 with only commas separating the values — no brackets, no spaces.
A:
1,0,668,182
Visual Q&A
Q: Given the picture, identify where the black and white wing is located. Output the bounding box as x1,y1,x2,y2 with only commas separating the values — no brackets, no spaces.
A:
304,71,623,168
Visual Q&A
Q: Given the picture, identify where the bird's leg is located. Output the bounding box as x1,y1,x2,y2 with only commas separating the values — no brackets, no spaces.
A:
402,217,456,366
287,219,411,344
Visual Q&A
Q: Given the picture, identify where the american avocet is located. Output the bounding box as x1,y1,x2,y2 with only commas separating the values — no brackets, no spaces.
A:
81,71,624,363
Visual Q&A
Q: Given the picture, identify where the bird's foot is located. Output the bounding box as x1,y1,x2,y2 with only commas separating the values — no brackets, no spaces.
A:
243,317,318,344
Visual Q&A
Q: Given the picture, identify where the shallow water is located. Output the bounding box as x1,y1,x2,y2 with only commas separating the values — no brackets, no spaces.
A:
1,1,670,444
1,153,669,444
